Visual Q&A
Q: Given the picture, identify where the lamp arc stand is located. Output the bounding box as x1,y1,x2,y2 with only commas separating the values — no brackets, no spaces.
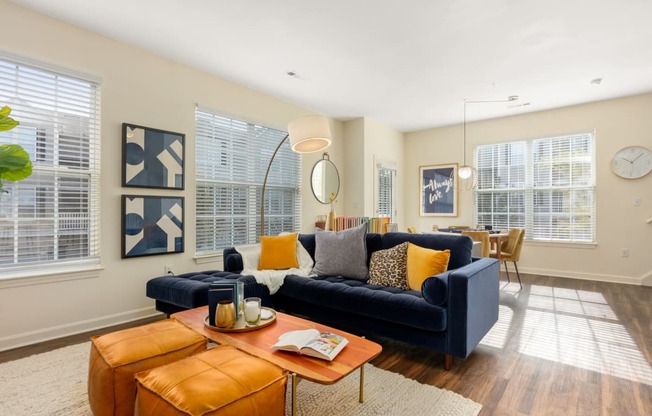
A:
260,133,290,237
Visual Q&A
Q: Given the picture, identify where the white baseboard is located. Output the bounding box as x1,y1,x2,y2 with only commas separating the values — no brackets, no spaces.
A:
642,271,652,287
518,266,646,286
0,306,165,352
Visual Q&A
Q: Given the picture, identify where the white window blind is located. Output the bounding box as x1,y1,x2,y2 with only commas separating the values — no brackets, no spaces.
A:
195,108,301,255
475,133,595,242
0,56,101,275
377,165,396,221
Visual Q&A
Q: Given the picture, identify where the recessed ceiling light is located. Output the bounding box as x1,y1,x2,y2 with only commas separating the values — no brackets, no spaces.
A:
590,78,603,85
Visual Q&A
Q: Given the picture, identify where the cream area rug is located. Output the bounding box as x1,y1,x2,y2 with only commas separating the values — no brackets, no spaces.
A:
0,342,482,416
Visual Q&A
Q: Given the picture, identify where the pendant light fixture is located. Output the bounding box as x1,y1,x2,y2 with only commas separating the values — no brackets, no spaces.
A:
451,96,519,191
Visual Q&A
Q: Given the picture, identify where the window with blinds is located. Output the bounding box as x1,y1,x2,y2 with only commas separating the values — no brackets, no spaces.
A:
377,165,396,221
475,133,595,242
0,55,101,275
195,108,301,255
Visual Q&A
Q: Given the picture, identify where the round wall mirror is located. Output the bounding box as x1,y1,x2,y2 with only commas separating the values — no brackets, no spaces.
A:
311,153,340,204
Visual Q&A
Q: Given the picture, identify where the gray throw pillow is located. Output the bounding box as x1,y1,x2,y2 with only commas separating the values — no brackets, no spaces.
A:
312,223,368,280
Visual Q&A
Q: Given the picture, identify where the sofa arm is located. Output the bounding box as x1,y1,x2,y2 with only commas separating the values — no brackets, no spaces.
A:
445,257,500,359
222,248,243,273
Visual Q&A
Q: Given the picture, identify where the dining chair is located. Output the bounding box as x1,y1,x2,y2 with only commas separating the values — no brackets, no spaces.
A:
407,226,417,233
461,230,490,257
490,228,525,288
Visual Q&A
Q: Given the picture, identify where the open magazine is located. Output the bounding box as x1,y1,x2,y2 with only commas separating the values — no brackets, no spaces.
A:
272,329,349,361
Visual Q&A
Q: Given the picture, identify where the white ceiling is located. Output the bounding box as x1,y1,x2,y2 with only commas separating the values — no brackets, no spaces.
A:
10,0,652,132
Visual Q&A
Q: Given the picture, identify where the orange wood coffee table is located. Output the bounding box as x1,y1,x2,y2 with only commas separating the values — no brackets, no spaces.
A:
173,306,382,416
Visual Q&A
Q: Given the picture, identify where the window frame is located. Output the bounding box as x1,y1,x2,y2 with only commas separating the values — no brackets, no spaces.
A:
375,158,397,222
474,133,596,243
0,53,102,281
194,108,302,257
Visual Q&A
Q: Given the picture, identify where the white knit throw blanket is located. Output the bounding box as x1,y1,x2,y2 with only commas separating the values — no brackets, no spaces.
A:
234,242,314,294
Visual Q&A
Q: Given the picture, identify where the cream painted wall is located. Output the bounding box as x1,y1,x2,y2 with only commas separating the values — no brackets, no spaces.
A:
364,118,405,229
405,94,652,285
342,117,404,228
0,2,344,350
343,118,365,216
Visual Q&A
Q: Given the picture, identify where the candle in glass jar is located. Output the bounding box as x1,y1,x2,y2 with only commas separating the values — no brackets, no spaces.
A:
244,301,257,319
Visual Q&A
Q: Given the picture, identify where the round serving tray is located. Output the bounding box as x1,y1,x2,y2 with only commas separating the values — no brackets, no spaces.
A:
204,307,277,333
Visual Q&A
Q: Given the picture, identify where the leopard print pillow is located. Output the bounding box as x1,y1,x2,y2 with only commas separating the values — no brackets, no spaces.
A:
368,242,409,289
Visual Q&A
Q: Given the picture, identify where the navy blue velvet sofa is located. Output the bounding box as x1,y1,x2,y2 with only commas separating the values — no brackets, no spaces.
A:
147,232,500,369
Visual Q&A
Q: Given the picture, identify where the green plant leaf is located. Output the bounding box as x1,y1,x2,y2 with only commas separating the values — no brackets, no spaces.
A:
0,106,20,132
0,144,32,182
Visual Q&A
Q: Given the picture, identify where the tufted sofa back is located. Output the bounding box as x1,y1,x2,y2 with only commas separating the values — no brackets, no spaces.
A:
224,231,472,273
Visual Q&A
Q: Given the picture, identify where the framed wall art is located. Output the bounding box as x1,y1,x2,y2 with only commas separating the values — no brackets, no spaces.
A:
122,123,185,189
419,163,458,217
122,195,184,258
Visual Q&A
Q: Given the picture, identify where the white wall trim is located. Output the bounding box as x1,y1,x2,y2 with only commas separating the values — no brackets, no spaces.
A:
0,306,163,352
642,271,652,287
519,266,646,286
0,265,104,289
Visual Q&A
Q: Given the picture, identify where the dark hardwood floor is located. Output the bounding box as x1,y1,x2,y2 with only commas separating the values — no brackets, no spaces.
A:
1,273,650,415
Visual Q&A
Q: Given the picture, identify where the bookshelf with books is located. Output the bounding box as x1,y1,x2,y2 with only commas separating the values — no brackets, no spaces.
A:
331,216,391,233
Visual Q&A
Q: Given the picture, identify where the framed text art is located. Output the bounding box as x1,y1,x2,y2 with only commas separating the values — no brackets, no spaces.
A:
419,163,458,217
122,195,184,258
122,123,185,189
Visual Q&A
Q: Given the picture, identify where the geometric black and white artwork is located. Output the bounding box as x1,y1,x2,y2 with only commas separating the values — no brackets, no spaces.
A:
122,123,185,189
121,195,184,258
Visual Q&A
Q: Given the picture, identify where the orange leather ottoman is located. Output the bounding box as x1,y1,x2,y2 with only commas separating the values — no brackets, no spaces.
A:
134,345,287,416
88,319,207,416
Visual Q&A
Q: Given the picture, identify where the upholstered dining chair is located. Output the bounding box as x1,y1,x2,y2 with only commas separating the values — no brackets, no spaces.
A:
461,230,490,257
490,228,525,288
407,226,417,233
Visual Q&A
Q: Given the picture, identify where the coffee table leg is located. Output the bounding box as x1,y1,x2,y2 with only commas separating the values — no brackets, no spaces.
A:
359,365,365,403
291,372,297,416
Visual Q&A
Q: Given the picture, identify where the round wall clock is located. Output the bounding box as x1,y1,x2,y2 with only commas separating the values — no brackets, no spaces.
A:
611,146,652,179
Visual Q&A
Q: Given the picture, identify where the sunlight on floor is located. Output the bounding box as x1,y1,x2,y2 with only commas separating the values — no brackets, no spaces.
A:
518,285,652,385
480,305,513,349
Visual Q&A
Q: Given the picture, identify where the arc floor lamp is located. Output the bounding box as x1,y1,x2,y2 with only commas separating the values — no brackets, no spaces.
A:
260,115,332,236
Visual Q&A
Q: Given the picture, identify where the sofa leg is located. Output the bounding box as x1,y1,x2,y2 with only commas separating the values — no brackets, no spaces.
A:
444,354,453,370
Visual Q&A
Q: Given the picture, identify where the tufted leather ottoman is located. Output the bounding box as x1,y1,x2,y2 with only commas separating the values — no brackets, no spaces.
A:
88,319,207,416
134,345,287,416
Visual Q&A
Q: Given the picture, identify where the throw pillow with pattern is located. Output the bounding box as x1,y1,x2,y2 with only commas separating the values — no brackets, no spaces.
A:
368,242,409,289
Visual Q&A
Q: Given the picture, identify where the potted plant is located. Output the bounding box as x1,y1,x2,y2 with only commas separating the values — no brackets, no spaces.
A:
0,105,32,192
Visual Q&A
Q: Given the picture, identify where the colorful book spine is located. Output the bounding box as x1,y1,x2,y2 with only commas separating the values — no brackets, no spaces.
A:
331,216,391,233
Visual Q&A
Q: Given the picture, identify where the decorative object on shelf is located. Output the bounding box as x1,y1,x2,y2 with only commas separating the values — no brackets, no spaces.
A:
315,214,327,230
611,145,652,179
452,96,518,191
328,191,337,230
0,105,32,192
261,115,332,235
310,152,340,204
419,163,458,217
122,123,185,189
121,195,184,258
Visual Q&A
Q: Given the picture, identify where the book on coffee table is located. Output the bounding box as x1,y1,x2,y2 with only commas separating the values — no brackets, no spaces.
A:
272,328,349,361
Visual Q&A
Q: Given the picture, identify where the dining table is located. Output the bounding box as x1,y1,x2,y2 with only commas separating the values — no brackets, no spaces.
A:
488,232,511,259
430,228,510,258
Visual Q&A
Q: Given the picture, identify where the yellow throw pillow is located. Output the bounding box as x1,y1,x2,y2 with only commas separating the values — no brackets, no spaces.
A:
406,243,450,291
258,233,299,270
